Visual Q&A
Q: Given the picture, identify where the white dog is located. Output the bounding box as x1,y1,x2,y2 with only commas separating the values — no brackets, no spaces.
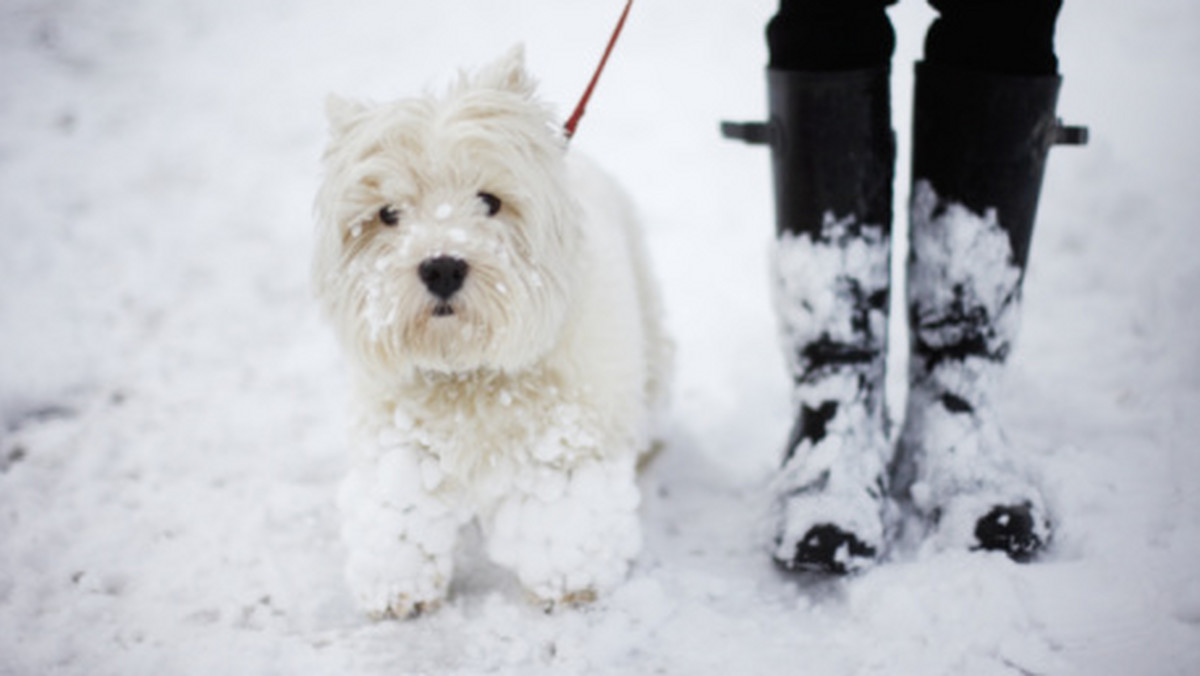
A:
313,46,671,618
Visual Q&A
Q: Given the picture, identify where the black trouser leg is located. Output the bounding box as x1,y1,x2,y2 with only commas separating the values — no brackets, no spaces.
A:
767,0,897,72
926,0,1062,76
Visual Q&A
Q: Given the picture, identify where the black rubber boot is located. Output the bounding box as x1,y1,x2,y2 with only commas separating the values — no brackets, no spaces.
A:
892,62,1086,561
724,67,896,575
910,62,1085,269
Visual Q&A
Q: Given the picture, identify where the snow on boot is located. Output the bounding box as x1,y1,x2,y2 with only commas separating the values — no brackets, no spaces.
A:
896,182,1050,559
726,67,895,574
772,215,892,574
892,62,1086,561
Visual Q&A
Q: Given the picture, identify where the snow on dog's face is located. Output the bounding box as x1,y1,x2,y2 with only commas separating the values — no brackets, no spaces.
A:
313,47,580,381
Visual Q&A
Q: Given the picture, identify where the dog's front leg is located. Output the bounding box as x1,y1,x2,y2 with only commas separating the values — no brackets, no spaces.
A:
338,440,460,619
483,453,642,607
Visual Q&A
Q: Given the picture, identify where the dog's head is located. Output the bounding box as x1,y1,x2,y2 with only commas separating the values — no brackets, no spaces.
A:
314,46,580,382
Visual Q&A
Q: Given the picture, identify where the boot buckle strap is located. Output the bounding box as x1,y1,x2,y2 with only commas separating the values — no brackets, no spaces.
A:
1054,119,1089,146
720,120,774,145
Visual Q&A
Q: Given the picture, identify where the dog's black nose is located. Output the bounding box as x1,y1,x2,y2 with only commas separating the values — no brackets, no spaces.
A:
418,256,469,300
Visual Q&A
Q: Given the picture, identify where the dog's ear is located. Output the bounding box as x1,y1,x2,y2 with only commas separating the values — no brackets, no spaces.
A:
325,95,368,139
476,44,536,98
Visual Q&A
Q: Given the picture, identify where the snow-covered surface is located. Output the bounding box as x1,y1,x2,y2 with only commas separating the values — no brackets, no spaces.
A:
2,0,1199,674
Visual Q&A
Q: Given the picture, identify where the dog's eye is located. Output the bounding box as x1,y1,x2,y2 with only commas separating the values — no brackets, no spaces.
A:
378,205,400,226
477,192,502,217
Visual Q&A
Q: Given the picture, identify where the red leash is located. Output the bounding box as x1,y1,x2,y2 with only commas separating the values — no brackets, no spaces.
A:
563,0,634,141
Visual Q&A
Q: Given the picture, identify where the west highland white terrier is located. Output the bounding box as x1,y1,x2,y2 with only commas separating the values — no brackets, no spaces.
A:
313,46,671,618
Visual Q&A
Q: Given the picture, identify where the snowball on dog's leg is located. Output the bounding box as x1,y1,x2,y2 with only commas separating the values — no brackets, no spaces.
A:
485,455,642,607
338,441,460,619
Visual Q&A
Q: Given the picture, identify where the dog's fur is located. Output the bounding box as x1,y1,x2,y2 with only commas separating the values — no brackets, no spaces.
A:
313,46,670,617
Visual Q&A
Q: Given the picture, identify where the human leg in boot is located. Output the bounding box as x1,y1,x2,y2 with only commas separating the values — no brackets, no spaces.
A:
725,0,898,574
891,0,1087,561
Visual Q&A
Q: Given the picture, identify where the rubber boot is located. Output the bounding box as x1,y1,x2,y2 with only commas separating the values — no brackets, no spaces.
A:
724,67,895,574
891,62,1086,561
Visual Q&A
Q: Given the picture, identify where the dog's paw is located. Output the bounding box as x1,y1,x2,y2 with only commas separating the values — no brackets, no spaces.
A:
367,597,443,622
528,588,598,614
486,458,642,604
338,447,461,619
346,556,450,621
345,553,449,620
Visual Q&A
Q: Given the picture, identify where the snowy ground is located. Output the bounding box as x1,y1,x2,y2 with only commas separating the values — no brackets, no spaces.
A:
2,0,1199,674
